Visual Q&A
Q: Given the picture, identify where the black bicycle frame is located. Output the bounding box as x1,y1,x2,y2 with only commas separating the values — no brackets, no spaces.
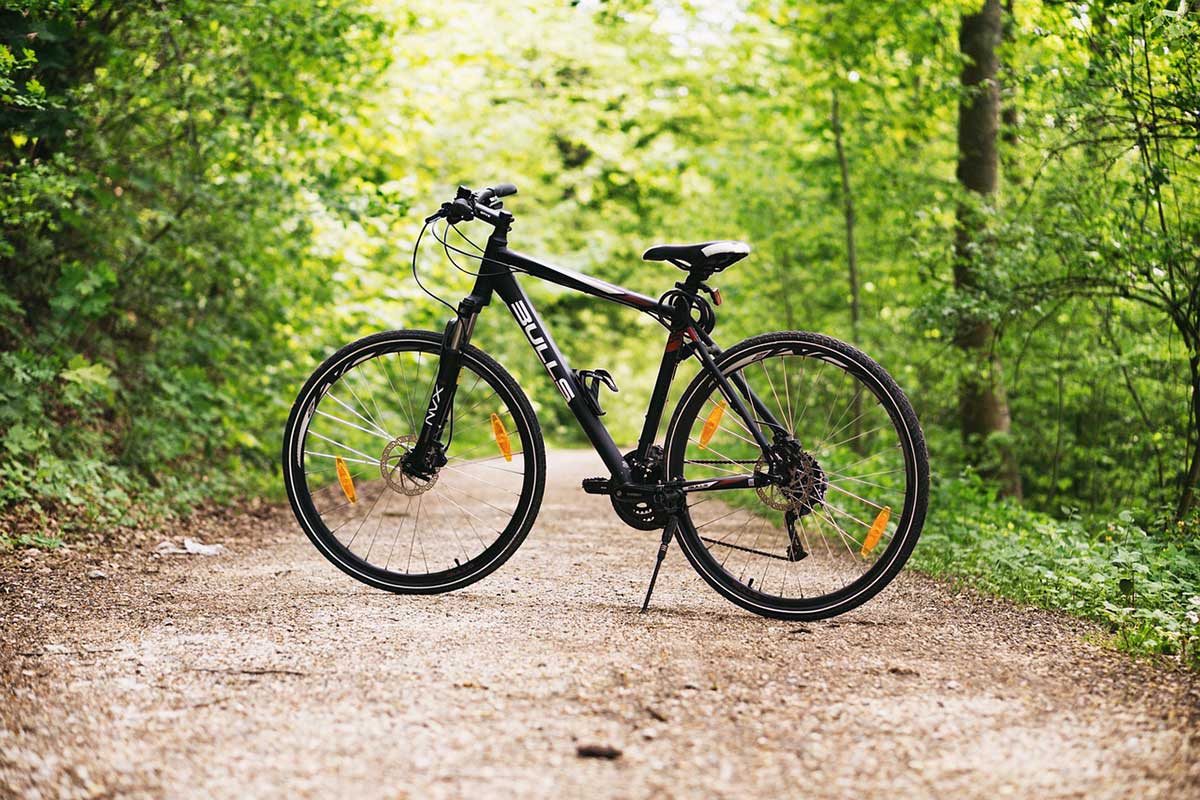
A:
412,214,784,494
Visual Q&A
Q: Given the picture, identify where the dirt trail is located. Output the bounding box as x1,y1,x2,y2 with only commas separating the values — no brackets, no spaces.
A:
2,450,1198,799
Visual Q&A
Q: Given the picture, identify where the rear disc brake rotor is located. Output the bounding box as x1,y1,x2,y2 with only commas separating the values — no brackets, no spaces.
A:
755,448,827,515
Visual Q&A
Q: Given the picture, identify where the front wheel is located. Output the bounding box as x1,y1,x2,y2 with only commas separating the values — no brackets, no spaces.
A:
664,331,929,620
282,329,546,593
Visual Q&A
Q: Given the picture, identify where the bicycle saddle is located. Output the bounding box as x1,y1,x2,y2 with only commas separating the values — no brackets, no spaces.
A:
642,240,750,272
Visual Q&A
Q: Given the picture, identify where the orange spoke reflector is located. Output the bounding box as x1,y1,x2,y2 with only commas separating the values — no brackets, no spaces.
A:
491,412,513,462
861,505,891,556
335,456,357,504
699,400,727,449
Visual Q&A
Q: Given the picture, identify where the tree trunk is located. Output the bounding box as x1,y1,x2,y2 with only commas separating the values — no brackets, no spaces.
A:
955,0,1023,499
1177,353,1200,520
831,88,864,452
1000,0,1020,178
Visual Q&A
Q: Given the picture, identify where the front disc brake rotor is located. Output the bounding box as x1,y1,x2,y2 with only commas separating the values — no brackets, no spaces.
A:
380,434,438,496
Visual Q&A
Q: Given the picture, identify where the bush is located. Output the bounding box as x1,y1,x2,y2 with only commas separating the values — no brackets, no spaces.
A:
914,474,1200,669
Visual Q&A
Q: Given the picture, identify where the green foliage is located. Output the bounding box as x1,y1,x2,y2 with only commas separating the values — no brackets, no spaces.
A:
1,0,1198,670
0,0,389,533
914,476,1200,668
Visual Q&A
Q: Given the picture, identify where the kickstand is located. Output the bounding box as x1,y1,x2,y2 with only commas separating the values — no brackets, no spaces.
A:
640,519,677,613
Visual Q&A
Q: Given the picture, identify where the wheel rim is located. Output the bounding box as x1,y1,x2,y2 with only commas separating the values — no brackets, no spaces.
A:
293,341,532,582
672,340,919,608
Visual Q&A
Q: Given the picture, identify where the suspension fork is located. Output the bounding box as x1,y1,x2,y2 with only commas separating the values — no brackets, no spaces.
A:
406,304,480,477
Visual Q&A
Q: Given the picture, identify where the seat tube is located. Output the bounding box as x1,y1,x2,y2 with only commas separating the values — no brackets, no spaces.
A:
636,329,686,457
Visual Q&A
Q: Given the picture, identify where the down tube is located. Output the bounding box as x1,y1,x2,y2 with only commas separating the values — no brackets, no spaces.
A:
492,274,632,482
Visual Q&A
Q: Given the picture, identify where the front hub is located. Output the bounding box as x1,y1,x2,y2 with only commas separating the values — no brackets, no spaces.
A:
382,435,440,496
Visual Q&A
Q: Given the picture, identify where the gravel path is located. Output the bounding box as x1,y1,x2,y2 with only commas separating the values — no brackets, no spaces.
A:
2,450,1198,799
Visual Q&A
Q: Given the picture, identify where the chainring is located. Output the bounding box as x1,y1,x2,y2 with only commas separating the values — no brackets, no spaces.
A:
611,447,670,531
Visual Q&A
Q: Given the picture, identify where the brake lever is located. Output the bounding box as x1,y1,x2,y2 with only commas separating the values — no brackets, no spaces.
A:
426,198,475,225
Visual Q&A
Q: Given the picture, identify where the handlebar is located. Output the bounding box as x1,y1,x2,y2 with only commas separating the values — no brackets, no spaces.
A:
424,182,518,225
477,183,517,204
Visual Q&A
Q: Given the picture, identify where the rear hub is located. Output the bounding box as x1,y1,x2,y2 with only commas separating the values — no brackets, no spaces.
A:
755,440,827,515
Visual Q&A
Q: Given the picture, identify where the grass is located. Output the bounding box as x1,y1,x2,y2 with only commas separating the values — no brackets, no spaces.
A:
913,474,1200,670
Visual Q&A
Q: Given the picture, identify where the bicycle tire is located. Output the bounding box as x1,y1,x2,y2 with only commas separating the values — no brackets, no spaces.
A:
664,331,929,620
282,329,546,593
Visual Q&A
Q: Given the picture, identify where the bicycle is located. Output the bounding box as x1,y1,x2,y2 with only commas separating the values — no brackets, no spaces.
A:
282,183,929,620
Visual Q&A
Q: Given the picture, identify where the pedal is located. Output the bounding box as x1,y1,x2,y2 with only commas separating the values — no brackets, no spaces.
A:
574,369,618,416
582,477,612,495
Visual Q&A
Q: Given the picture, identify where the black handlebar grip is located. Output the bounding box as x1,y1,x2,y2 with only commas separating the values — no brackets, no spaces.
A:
477,183,518,204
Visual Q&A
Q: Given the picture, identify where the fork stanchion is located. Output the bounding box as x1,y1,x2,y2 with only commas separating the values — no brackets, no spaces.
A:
640,519,678,613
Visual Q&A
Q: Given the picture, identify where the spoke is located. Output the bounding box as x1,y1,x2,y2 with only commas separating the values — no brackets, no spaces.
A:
759,360,791,436
316,495,358,517
804,511,839,584
436,489,496,546
379,354,417,431
342,371,391,443
346,482,389,550
326,392,393,440
822,499,874,530
306,431,378,464
794,359,828,433
817,424,889,453
304,450,377,467
383,496,415,570
737,514,773,583
441,464,523,497
428,492,473,564
439,480,517,517
706,394,759,440
466,461,524,476
703,414,760,449
782,355,797,433
415,495,429,573
446,438,520,462
696,505,752,530
820,469,900,492
407,494,422,573
687,437,756,473
825,482,888,511
820,381,859,443
814,407,872,453
391,351,421,431
365,485,396,563
835,448,892,472
819,371,845,438
817,506,865,556
315,409,393,442
455,388,503,419
448,443,523,464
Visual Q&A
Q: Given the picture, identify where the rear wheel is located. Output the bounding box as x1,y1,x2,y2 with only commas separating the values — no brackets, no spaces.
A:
664,331,928,620
282,330,545,593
